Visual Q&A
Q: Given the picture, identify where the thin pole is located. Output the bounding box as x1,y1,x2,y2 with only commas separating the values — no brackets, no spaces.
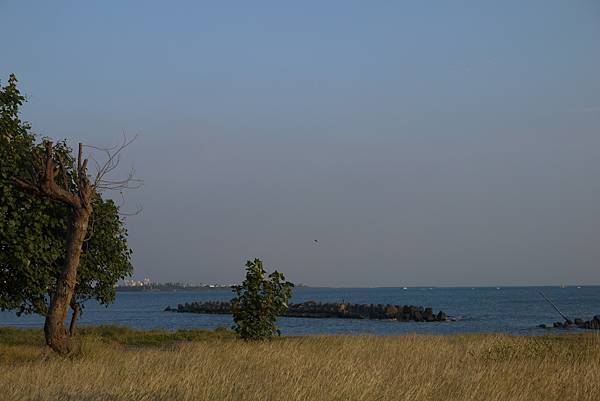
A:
539,291,570,322
78,143,83,172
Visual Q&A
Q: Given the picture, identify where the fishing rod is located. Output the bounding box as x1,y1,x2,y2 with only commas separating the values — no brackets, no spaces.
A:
539,291,571,323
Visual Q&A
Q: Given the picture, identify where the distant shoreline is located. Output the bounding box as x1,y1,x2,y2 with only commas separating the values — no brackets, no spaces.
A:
115,284,599,292
115,284,311,292
115,286,233,292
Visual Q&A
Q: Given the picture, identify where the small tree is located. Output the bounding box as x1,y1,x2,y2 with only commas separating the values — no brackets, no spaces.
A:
231,258,294,340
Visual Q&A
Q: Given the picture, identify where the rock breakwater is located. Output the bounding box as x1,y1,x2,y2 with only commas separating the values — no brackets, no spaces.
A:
165,300,449,322
539,314,600,330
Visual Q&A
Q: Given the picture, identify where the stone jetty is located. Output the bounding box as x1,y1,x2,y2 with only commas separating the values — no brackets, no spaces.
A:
165,300,449,322
539,314,600,330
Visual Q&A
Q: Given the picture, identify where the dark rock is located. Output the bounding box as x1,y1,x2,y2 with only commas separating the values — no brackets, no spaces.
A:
385,305,399,318
544,314,600,330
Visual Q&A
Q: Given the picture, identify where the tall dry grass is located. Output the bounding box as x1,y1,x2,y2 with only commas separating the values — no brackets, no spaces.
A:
1,331,599,401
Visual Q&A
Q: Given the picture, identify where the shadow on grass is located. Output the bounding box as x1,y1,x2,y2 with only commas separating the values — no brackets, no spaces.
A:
0,325,235,348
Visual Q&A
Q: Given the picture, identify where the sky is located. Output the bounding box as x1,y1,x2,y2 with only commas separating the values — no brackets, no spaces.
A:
1,1,599,286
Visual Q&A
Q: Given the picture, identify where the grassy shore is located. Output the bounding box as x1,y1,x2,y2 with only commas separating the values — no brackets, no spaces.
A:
1,326,599,401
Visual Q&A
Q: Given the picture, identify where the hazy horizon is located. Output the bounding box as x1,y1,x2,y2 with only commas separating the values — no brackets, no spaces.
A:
2,1,599,287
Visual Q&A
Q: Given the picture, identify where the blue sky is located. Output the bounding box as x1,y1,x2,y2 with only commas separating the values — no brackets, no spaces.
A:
1,1,600,286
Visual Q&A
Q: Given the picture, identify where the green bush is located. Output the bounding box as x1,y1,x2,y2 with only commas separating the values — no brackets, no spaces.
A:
231,258,294,340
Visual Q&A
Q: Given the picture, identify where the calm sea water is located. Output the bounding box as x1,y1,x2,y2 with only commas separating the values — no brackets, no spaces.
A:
1,286,600,335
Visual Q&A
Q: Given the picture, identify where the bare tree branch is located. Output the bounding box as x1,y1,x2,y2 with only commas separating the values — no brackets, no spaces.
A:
56,153,70,191
86,134,141,192
77,143,83,173
84,134,143,215
11,177,42,194
119,203,143,217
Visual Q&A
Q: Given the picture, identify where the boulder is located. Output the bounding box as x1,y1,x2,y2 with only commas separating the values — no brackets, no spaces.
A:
588,320,600,330
385,305,399,317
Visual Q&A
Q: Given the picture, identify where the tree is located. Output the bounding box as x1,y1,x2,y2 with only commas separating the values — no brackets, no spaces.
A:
231,258,294,340
0,74,137,354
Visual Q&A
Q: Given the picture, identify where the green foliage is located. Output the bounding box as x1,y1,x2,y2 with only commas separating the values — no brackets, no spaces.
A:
0,74,133,317
231,258,294,341
76,195,133,309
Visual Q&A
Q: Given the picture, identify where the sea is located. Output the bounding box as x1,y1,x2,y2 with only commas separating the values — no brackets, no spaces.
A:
1,286,600,336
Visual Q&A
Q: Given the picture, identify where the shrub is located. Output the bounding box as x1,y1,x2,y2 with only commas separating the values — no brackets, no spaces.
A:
231,258,294,340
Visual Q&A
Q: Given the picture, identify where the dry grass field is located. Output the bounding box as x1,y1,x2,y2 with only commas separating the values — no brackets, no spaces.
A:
1,326,599,401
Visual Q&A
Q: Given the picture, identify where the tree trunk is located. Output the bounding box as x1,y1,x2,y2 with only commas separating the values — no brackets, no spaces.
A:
69,300,81,336
44,206,91,354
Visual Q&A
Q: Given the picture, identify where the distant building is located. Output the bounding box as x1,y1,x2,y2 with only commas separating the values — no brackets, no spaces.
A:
120,277,152,287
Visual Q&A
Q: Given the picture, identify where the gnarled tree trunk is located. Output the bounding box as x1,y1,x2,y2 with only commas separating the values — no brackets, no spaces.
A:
44,207,90,352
